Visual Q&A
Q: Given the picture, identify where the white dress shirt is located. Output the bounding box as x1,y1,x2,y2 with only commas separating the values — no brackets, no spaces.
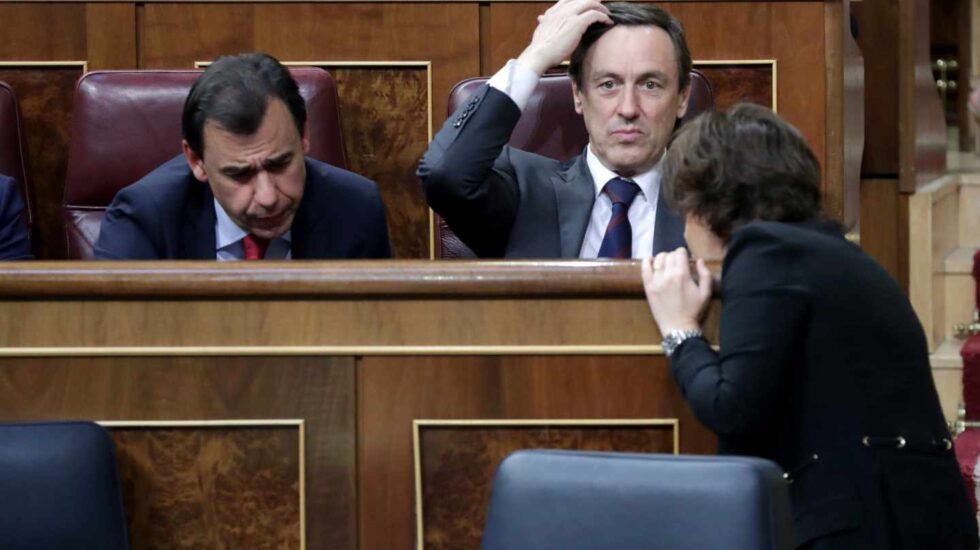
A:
488,59,660,259
214,198,291,261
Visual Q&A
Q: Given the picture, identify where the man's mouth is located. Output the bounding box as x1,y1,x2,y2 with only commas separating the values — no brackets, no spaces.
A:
252,210,288,228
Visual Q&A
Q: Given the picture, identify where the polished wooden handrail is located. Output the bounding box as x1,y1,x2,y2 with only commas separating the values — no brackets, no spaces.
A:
0,260,694,298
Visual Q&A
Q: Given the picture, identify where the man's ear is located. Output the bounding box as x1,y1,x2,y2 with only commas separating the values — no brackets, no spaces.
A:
182,139,209,183
676,81,692,120
571,80,584,115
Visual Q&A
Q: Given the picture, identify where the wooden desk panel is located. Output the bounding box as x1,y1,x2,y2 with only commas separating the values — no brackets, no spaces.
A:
0,355,355,549
358,355,715,549
0,262,717,549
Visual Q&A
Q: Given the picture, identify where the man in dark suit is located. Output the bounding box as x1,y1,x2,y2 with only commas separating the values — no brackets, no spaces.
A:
419,1,690,258
0,175,31,260
96,53,391,260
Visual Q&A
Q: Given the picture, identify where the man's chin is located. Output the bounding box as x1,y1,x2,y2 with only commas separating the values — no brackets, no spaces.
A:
246,216,293,240
605,157,656,177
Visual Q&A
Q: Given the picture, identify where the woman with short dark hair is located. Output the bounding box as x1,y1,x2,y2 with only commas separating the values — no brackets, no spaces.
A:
643,103,978,549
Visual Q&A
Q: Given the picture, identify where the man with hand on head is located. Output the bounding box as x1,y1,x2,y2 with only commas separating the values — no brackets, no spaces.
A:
419,1,691,258
96,53,392,260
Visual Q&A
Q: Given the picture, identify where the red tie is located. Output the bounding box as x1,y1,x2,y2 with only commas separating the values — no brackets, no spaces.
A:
242,234,270,260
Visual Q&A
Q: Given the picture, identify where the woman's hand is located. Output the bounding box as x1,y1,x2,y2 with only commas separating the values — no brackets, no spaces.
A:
641,247,713,333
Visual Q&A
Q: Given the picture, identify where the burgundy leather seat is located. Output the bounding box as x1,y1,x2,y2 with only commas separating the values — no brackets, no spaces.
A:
62,68,348,259
0,81,32,229
434,70,714,259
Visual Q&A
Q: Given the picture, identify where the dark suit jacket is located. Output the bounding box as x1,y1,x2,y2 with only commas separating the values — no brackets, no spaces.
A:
95,156,392,259
418,85,685,258
0,175,31,260
672,221,977,549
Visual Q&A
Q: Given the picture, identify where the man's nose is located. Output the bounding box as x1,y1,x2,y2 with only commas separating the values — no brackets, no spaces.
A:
252,171,278,209
618,87,639,119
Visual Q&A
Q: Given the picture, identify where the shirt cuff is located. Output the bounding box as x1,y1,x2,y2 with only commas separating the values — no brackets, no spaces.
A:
487,59,541,112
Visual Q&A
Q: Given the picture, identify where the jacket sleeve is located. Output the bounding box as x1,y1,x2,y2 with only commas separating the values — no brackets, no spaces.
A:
669,226,811,439
417,85,523,257
94,185,163,260
368,182,393,259
0,177,32,260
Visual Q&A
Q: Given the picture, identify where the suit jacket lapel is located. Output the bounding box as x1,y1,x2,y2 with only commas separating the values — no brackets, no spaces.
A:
182,180,217,259
290,162,320,259
651,183,685,254
554,151,595,258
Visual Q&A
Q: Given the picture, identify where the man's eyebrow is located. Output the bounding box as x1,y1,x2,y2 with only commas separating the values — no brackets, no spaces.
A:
590,71,623,81
264,152,293,167
219,164,253,177
590,69,671,81
638,70,670,81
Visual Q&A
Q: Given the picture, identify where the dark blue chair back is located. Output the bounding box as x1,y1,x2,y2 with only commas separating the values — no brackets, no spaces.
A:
0,421,130,549
482,450,794,550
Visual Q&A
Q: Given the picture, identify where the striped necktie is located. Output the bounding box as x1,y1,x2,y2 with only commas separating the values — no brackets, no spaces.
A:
597,178,641,259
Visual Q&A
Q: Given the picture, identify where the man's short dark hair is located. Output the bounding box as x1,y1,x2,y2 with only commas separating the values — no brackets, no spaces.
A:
568,3,692,92
662,103,823,241
182,52,306,158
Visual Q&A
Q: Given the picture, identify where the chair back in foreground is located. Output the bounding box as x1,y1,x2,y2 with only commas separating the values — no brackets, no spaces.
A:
435,70,715,258
62,68,347,259
0,81,33,228
0,421,129,549
481,450,793,550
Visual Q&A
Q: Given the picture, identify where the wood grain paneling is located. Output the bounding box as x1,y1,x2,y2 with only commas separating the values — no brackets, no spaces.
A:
140,3,256,69
0,3,136,258
417,423,675,549
835,0,865,228
0,356,356,550
324,67,429,258
248,3,479,117
0,4,86,60
0,298,675,348
112,427,300,549
859,178,901,282
901,0,948,190
0,66,82,259
695,64,773,110
853,0,900,176
358,355,715,550
86,3,137,70
140,3,480,126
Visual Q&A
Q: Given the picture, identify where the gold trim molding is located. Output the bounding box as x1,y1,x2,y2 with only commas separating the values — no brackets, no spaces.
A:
411,418,679,550
98,418,307,550
0,344,667,357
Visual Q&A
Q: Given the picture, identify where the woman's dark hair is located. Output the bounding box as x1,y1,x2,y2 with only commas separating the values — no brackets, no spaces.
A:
182,52,306,158
568,3,691,92
662,103,823,241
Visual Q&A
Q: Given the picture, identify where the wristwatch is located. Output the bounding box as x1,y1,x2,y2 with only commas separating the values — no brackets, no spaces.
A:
662,329,704,357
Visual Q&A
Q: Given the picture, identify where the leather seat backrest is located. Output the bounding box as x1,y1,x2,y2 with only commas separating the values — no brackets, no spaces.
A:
482,450,794,550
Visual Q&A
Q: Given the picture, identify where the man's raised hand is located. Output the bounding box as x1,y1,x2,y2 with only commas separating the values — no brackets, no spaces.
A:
516,0,612,75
